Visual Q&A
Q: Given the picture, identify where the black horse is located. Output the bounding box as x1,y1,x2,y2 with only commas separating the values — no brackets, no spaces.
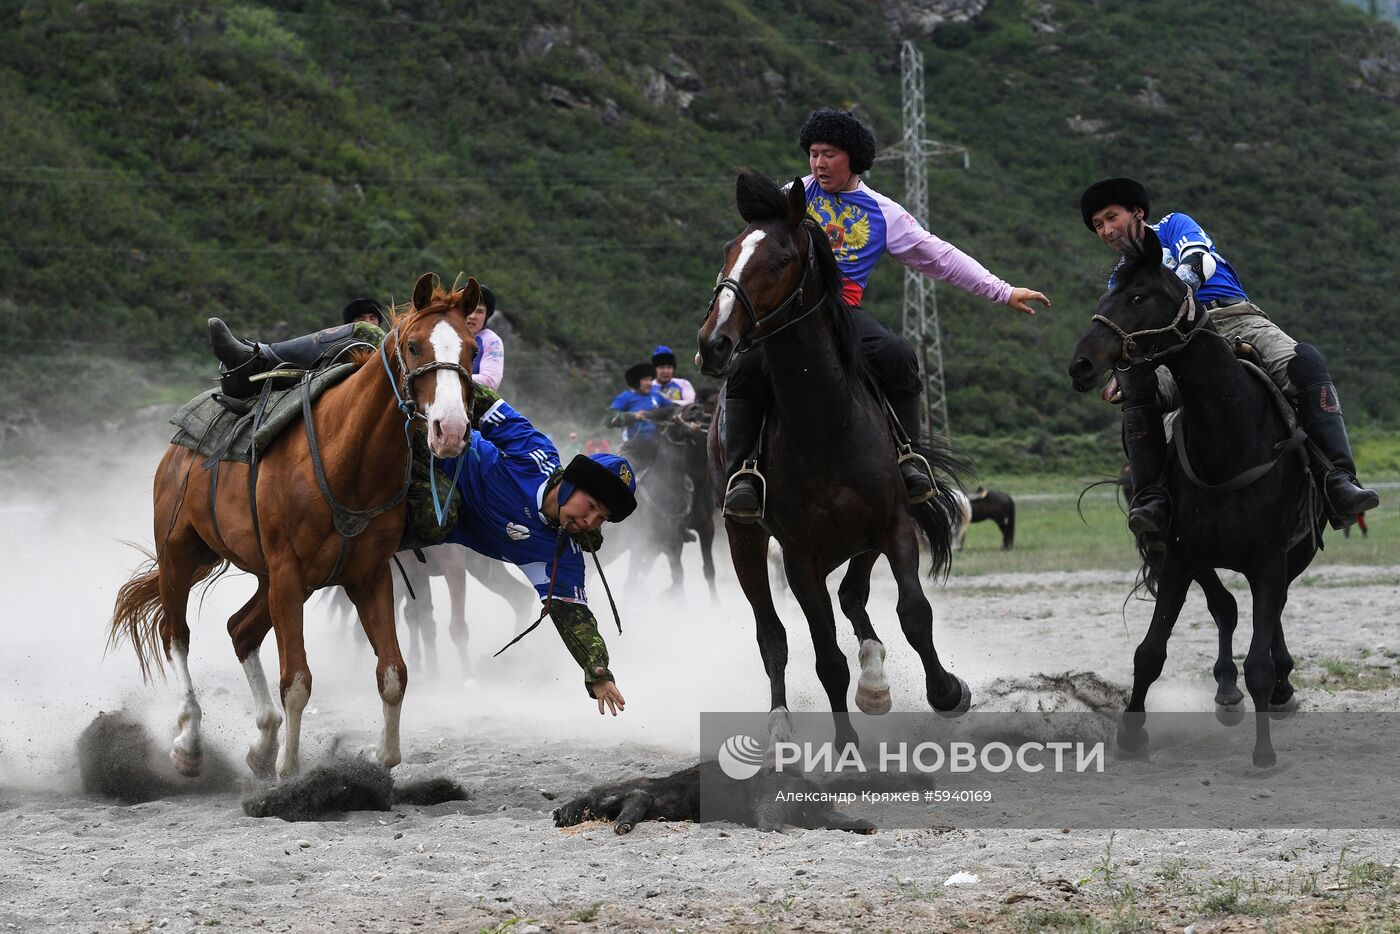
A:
697,171,968,748
968,488,1016,550
613,406,717,598
1069,227,1319,767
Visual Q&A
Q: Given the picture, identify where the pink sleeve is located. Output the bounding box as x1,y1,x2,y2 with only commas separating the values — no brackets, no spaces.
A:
475,329,504,391
678,378,696,405
880,200,1013,305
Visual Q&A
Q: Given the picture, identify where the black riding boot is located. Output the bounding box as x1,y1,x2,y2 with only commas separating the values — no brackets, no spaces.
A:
721,395,766,522
889,394,936,505
209,319,361,398
1287,343,1380,529
1120,368,1172,540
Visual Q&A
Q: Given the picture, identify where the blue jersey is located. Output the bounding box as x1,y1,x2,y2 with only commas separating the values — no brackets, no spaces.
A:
609,389,673,442
439,400,586,603
1111,212,1248,305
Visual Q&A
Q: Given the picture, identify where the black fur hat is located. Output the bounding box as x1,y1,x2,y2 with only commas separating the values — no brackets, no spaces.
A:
477,284,496,321
341,297,387,326
1079,178,1150,231
625,363,656,389
798,110,877,175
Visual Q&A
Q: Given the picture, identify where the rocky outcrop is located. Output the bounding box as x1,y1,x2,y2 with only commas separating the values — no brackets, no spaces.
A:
880,0,989,37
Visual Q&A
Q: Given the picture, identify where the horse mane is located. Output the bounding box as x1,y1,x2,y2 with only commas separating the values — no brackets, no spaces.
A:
733,169,864,379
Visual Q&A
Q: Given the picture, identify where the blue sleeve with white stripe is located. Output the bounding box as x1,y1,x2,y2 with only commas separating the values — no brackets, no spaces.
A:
1154,212,1214,263
476,398,562,475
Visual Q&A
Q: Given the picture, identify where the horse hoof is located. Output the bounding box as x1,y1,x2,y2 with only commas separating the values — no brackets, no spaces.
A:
1214,703,1246,727
1269,692,1300,719
245,748,277,781
1215,685,1245,708
1253,747,1278,769
855,686,892,715
934,676,972,717
170,748,202,778
614,821,635,835
1115,727,1150,759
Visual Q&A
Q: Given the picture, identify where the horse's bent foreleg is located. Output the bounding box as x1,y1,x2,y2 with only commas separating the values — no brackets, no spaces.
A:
227,582,280,779
837,552,889,715
347,566,408,769
1197,570,1243,710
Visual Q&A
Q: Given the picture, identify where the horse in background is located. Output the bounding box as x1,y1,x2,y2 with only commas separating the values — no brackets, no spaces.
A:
1069,228,1317,767
325,546,541,680
698,171,968,749
968,488,1016,550
610,404,718,599
109,274,479,779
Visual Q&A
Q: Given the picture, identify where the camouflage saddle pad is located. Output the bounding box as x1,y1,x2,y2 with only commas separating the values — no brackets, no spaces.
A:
169,364,357,465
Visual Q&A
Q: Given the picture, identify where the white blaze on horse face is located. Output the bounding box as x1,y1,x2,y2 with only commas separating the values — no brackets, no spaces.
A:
713,229,767,330
425,319,469,458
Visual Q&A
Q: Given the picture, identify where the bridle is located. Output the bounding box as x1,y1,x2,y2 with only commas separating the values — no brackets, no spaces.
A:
706,222,823,352
378,312,475,420
1092,287,1208,367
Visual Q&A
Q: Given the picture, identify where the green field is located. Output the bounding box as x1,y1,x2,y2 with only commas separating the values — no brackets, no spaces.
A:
951,477,1397,576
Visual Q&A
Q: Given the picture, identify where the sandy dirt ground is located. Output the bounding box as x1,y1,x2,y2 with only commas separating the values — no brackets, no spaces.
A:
3,430,1399,933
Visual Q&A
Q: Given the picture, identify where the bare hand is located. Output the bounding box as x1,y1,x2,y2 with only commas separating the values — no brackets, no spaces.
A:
1008,287,1050,316
589,670,625,716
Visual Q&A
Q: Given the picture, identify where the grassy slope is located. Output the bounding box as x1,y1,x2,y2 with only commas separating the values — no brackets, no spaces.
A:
2,0,1397,466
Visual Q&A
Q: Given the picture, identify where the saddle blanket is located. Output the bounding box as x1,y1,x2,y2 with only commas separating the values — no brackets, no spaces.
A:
169,364,357,465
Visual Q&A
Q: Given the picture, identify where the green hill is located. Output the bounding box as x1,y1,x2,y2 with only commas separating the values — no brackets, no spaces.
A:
4,0,1398,466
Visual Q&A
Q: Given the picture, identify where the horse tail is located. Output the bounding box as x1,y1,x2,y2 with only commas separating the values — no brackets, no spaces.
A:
910,438,972,580
106,544,225,683
1003,495,1016,549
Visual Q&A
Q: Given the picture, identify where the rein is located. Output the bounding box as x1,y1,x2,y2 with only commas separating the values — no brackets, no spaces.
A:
1094,289,1203,367
707,224,823,352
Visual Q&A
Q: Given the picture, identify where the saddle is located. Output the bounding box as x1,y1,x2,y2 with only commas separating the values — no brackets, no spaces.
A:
1165,359,1324,552
169,363,356,465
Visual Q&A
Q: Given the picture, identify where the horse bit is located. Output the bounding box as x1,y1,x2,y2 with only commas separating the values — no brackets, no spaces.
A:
1093,288,1206,366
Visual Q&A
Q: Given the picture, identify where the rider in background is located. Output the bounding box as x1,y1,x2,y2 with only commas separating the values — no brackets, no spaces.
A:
1081,177,1379,535
720,109,1050,520
651,345,696,405
467,284,505,391
607,363,674,474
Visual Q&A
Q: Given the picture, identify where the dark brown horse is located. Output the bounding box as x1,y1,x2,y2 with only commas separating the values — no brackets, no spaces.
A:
697,171,968,747
109,275,479,779
969,488,1016,550
1069,228,1316,767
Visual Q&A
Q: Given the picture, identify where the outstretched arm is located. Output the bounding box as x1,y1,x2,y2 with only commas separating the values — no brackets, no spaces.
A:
548,601,625,715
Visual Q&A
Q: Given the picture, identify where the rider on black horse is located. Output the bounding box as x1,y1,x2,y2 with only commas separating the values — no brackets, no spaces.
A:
720,110,1050,521
1080,177,1380,535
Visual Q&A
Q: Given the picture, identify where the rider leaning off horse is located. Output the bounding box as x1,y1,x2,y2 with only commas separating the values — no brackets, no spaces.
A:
1080,177,1380,536
719,110,1050,520
207,292,634,716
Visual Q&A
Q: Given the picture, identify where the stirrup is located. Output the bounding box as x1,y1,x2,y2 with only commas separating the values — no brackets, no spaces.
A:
897,444,938,506
723,459,766,521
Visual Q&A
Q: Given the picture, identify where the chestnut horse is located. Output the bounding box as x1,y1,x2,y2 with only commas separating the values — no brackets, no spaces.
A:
109,274,478,779
697,171,967,749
